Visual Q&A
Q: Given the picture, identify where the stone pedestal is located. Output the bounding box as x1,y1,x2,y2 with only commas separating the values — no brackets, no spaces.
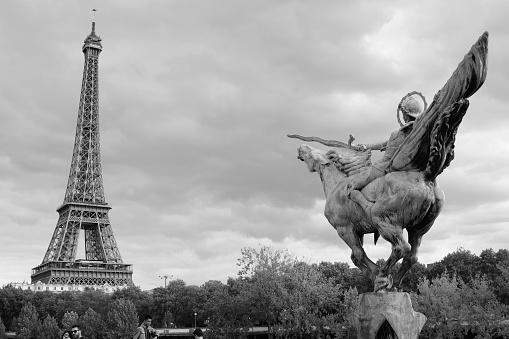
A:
350,292,426,339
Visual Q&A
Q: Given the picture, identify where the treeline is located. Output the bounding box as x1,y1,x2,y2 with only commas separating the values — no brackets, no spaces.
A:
0,246,508,339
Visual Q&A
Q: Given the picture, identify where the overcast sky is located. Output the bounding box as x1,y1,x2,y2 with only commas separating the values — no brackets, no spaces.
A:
1,1,508,291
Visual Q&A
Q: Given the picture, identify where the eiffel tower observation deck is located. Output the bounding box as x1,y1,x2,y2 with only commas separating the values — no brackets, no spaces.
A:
31,15,133,288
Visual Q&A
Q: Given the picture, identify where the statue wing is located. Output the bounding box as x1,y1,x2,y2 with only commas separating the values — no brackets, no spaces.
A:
389,32,488,181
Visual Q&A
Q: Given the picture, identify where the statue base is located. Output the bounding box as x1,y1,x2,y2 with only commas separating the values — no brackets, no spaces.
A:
350,292,426,339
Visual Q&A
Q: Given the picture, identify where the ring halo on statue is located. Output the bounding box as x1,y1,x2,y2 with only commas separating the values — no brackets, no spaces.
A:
397,91,427,127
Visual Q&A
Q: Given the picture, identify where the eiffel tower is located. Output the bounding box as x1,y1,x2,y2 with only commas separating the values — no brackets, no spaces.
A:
31,17,133,287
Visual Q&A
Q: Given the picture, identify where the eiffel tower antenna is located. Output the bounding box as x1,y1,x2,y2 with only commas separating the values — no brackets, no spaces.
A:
31,16,133,288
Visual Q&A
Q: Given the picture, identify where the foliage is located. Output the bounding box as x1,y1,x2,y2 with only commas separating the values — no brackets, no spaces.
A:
412,273,509,339
237,246,299,333
111,286,152,323
61,310,79,331
235,246,357,338
426,247,480,284
49,292,82,325
203,278,251,339
480,248,509,305
275,262,340,338
79,308,105,339
495,260,509,305
425,247,509,306
237,246,297,278
396,262,427,292
41,314,60,339
0,317,8,339
0,284,34,330
151,279,207,328
163,310,175,328
1,246,509,338
32,291,57,321
106,298,139,339
16,303,41,339
316,261,372,293
78,289,110,317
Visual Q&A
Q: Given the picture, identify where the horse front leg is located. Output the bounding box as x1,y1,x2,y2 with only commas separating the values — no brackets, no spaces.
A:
335,226,379,281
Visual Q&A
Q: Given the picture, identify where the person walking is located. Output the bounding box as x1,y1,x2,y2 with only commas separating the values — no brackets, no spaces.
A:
133,315,158,339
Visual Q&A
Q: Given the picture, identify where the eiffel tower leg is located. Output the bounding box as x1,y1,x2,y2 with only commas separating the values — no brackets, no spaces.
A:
100,223,124,263
42,211,69,263
42,209,80,263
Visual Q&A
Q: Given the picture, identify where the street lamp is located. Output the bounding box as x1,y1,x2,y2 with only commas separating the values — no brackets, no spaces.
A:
159,275,172,287
194,312,197,328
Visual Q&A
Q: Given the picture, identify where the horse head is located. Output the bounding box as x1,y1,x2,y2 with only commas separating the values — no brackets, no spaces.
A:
297,144,331,172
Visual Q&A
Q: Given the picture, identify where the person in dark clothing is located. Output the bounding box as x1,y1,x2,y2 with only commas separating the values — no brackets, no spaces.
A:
71,325,83,339
193,328,204,339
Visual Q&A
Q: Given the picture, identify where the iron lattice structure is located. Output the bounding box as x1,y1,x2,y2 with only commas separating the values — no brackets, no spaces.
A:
31,22,133,287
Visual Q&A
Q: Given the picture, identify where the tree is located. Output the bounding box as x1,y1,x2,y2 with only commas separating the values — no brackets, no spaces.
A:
79,308,105,339
275,261,355,338
0,285,34,331
203,278,251,339
151,286,171,327
40,315,60,339
77,289,110,317
494,257,509,305
316,261,372,293
394,261,427,292
412,273,509,338
179,284,207,327
50,291,83,325
61,311,79,332
111,286,152,323
16,303,41,339
200,280,227,327
478,248,499,281
237,246,295,335
163,310,175,328
479,248,509,305
236,246,357,339
426,247,480,284
151,279,204,328
106,298,138,339
0,317,8,339
32,291,58,321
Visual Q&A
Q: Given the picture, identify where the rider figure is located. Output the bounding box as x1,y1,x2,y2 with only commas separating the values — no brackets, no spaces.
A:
347,96,424,196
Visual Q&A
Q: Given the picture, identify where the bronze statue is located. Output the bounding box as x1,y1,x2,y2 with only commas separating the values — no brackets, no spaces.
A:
289,32,488,292
345,93,427,197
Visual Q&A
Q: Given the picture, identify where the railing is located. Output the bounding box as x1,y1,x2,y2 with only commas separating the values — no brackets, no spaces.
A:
32,261,133,275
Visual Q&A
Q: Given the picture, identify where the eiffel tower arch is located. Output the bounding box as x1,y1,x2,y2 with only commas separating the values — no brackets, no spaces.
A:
31,18,134,287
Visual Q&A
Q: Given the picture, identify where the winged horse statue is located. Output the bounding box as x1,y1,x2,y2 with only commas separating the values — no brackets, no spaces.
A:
289,32,488,291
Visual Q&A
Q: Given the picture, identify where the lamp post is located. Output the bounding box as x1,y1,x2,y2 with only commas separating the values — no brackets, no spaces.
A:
194,312,197,328
159,275,172,287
